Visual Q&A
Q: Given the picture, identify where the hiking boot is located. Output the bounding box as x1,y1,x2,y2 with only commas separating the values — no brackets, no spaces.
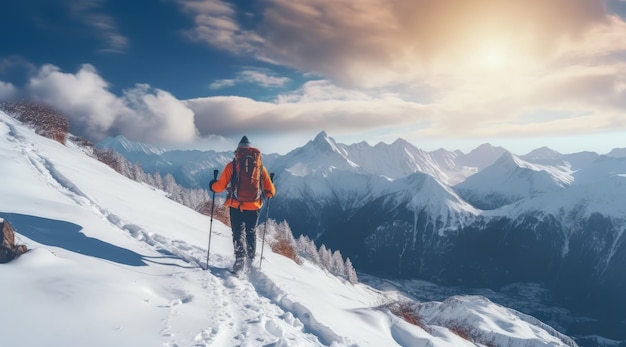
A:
233,257,245,274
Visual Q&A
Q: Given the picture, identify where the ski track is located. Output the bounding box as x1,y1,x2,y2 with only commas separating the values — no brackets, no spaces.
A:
10,122,327,346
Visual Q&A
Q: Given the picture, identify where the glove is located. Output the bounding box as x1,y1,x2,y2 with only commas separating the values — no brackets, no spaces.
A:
264,191,273,199
209,179,217,192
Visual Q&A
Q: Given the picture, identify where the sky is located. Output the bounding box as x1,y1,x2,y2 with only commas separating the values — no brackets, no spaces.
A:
1,0,626,155
0,110,579,346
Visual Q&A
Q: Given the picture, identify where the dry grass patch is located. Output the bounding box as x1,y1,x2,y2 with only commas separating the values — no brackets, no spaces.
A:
270,234,302,264
198,200,231,227
378,299,426,329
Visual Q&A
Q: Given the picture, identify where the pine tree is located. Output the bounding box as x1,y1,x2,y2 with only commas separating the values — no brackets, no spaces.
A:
331,250,346,277
153,172,163,189
318,244,332,270
345,258,358,284
296,235,321,265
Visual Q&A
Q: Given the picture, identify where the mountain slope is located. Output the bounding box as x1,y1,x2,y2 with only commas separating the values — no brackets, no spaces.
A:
455,152,572,209
0,111,579,346
96,134,167,156
258,132,626,340
455,142,508,171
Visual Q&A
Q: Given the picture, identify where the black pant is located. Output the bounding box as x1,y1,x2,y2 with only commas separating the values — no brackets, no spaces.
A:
229,208,260,260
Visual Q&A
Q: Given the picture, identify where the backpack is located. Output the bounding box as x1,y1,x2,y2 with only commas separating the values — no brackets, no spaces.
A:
230,147,263,202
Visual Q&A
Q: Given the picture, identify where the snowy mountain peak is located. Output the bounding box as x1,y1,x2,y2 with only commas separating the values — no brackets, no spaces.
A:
456,143,508,171
471,142,502,154
524,146,562,160
494,151,519,165
274,131,359,177
310,130,347,155
456,151,572,209
96,135,166,155
390,137,412,148
608,147,626,158
494,151,541,171
397,172,479,217
313,130,329,141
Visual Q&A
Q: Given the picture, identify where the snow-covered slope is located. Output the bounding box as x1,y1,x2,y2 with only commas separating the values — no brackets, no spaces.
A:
0,111,579,346
455,152,573,209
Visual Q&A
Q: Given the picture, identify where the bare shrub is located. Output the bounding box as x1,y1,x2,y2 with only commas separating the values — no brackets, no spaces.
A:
261,219,302,265
70,135,94,148
378,299,426,329
271,231,302,265
448,325,493,346
198,199,231,227
1,101,69,144
448,325,472,341
93,148,123,173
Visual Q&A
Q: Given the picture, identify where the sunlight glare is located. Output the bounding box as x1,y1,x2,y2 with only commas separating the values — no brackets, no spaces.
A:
481,45,507,69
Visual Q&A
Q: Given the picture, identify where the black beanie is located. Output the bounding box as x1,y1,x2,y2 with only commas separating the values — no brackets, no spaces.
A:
238,136,251,148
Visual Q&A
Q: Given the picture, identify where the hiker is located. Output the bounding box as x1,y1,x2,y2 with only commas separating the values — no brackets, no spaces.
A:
209,136,276,273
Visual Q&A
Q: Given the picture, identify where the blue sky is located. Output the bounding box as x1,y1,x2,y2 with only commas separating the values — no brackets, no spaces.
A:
2,0,626,155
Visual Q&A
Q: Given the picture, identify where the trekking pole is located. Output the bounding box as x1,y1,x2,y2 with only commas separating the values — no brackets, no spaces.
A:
205,169,218,270
259,172,274,270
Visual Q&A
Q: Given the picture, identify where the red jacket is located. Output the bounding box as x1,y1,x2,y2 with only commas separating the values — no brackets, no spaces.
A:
210,161,276,211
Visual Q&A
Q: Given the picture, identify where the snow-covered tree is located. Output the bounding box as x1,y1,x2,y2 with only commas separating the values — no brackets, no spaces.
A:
296,235,321,265
345,258,358,284
318,244,332,270
331,250,346,277
293,235,358,283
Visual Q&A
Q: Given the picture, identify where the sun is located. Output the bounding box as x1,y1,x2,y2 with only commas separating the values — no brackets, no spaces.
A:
482,48,506,68
471,39,514,70
479,44,508,69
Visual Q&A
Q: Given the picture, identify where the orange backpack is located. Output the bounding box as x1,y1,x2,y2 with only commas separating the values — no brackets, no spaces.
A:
230,147,263,202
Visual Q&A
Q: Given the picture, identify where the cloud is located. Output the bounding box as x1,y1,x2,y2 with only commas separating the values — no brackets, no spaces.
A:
176,0,263,55
24,64,197,144
0,81,17,100
67,0,129,53
118,84,198,143
16,61,625,149
177,0,614,87
210,68,291,90
27,64,123,137
0,56,37,76
239,69,290,87
172,0,626,145
188,80,431,136
411,62,626,139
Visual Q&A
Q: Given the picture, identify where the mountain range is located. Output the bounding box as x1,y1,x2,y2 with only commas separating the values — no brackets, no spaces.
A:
0,109,584,346
98,131,626,342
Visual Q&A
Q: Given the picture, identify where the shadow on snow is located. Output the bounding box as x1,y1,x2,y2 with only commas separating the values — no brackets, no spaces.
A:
0,212,191,268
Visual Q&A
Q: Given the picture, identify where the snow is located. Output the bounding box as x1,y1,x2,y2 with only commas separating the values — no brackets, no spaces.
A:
454,143,508,171
0,110,577,347
456,152,572,204
274,132,477,186
96,134,167,155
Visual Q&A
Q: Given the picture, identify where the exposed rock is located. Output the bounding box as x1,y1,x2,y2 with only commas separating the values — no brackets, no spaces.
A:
0,219,27,263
